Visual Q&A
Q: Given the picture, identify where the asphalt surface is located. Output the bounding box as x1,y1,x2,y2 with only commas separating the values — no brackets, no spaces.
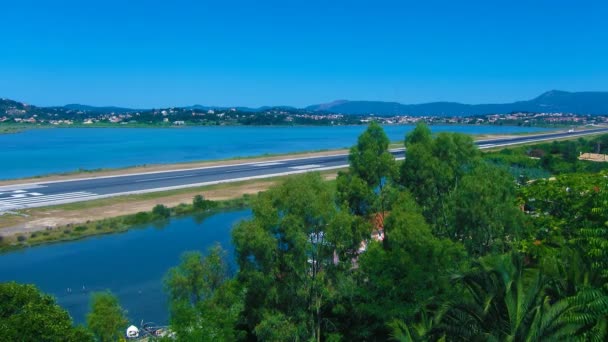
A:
1,127,608,211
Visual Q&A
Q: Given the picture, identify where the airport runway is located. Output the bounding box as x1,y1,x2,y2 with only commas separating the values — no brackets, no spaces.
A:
1,127,608,211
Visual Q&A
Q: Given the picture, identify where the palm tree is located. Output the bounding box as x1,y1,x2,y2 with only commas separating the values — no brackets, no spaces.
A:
391,253,608,341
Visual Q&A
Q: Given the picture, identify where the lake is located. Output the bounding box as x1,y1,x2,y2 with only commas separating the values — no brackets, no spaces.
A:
0,125,550,180
0,209,251,325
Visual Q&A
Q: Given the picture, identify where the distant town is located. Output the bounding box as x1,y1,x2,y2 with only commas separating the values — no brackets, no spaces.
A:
2,95,608,130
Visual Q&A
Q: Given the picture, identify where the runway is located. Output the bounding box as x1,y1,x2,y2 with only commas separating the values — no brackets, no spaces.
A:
2,127,607,211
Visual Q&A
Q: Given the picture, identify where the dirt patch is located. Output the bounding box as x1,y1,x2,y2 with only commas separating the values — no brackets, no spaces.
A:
579,153,608,162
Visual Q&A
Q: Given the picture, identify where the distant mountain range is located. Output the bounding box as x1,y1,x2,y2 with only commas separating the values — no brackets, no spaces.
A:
307,90,608,116
2,90,608,116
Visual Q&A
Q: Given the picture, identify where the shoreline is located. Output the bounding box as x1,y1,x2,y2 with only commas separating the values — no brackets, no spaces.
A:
0,121,568,135
0,172,338,252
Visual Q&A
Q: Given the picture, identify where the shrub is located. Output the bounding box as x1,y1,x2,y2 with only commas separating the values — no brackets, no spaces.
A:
30,232,38,238
74,226,88,232
17,235,27,242
152,204,171,219
63,229,71,235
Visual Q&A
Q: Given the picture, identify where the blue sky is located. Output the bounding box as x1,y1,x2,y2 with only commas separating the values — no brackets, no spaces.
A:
1,0,607,108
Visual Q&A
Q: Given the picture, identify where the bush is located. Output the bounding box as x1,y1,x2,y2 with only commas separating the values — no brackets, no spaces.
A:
74,226,88,232
63,229,71,235
123,212,150,225
152,204,171,219
173,203,193,215
96,224,103,230
30,232,38,238
17,235,27,242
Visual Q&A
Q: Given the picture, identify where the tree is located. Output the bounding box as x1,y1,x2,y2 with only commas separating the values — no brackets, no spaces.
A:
233,172,367,341
164,244,242,341
345,191,466,339
447,162,524,256
86,291,128,342
400,123,479,234
424,253,608,341
0,282,93,342
337,122,397,217
520,172,608,287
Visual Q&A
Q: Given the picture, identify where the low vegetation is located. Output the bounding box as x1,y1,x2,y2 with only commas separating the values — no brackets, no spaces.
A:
0,195,250,252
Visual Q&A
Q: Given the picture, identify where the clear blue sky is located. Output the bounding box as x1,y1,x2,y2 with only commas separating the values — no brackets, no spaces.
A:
1,0,607,108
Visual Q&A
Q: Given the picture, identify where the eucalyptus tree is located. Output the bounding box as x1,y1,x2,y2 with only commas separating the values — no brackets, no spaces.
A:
400,123,479,235
337,121,398,247
87,291,128,342
343,191,466,340
233,172,367,341
164,244,243,341
447,162,524,256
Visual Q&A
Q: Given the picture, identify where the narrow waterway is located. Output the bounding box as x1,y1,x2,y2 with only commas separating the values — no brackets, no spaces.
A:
0,209,251,324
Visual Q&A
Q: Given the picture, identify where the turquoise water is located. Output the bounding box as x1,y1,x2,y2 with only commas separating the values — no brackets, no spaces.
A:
0,210,251,324
0,125,549,180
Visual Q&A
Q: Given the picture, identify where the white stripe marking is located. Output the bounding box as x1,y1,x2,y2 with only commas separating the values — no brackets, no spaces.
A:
135,174,196,182
252,162,283,167
290,164,322,170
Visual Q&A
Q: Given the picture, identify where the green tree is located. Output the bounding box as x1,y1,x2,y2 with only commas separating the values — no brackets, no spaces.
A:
448,162,524,256
164,244,242,341
400,123,479,234
345,191,466,339
337,122,397,217
86,291,128,342
429,253,608,341
520,172,608,287
233,172,367,341
0,282,93,342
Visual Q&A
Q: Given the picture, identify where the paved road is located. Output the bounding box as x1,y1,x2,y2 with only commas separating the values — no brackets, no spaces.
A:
1,127,608,211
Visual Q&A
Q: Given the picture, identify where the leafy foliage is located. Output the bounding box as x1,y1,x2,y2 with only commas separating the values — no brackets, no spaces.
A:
86,291,128,342
0,282,93,342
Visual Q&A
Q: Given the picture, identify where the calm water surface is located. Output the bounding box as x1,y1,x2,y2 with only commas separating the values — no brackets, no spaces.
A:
0,210,251,324
0,125,549,179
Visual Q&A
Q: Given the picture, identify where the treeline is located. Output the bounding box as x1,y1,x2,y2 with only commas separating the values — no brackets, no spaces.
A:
3,123,608,341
